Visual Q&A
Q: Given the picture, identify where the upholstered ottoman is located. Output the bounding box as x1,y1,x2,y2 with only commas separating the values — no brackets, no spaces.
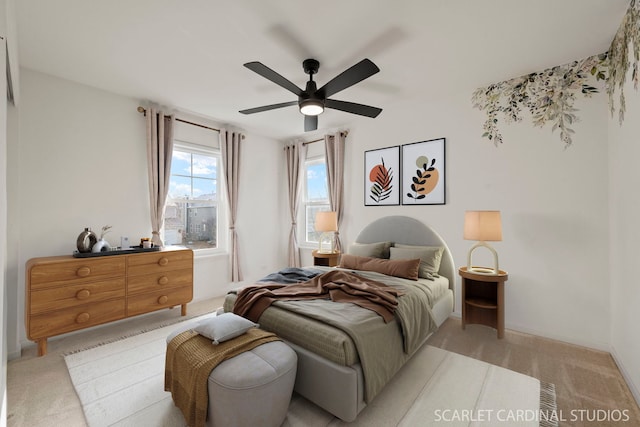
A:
167,315,297,427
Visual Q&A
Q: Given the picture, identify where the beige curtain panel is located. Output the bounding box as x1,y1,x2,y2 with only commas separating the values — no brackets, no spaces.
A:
324,132,346,252
285,142,307,267
145,108,175,247
220,129,244,282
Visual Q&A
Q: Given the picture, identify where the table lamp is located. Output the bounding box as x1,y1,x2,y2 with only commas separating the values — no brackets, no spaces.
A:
315,211,338,254
464,210,502,275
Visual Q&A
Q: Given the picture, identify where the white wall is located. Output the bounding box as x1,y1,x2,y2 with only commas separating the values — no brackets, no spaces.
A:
1,0,18,422
0,37,8,427
307,84,611,350
8,69,286,355
608,60,640,402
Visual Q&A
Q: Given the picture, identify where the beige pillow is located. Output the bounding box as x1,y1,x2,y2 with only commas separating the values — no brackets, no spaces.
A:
339,253,420,280
390,245,444,279
347,241,392,259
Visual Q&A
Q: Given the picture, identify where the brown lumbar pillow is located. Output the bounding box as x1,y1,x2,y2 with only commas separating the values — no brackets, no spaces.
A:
339,254,420,280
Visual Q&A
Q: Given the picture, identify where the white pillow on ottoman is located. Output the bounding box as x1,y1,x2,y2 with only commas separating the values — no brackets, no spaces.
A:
194,312,258,345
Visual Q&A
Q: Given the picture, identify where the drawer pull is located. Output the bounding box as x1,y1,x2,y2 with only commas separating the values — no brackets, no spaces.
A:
157,295,168,304
158,276,169,285
76,289,91,300
76,312,90,323
76,267,91,277
158,257,169,266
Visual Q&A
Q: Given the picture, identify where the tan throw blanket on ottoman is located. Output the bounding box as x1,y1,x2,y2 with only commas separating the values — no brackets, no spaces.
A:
165,328,280,427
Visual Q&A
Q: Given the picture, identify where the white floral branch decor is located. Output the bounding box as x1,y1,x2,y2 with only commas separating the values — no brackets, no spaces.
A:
608,0,640,124
472,54,607,147
472,0,640,148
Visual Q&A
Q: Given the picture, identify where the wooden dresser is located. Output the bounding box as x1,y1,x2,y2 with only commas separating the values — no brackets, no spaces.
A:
26,246,193,356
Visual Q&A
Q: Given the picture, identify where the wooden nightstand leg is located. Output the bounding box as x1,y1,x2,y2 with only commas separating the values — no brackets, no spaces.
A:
497,282,505,338
181,304,187,316
37,338,47,357
461,278,466,330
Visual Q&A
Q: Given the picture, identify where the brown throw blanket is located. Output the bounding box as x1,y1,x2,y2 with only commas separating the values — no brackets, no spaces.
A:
233,270,405,323
165,328,280,427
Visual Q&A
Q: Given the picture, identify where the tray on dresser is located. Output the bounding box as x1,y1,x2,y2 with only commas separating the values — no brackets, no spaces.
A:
73,246,161,258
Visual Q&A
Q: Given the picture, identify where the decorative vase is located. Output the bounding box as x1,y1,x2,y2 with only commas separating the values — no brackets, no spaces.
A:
76,227,98,253
92,238,111,253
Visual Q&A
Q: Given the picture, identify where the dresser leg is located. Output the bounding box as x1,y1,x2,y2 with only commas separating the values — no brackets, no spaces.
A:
37,339,47,357
181,304,187,316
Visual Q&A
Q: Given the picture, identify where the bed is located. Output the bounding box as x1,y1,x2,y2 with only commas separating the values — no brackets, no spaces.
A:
223,216,455,421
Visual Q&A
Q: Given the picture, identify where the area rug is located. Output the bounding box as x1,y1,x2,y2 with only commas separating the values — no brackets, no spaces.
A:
64,313,557,427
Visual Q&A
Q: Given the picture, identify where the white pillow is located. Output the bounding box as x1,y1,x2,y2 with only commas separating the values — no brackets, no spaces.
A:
194,312,258,345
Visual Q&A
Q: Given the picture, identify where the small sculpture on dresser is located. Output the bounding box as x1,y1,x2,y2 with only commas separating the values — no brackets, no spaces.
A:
76,227,98,253
92,225,113,253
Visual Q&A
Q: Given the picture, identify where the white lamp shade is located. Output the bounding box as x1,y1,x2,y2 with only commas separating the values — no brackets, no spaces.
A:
464,211,502,242
315,211,338,232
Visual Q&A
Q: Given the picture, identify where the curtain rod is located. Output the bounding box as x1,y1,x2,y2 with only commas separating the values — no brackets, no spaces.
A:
137,106,245,139
302,131,349,146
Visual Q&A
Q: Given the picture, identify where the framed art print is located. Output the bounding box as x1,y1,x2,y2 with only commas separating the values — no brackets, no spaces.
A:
365,146,400,206
401,138,446,205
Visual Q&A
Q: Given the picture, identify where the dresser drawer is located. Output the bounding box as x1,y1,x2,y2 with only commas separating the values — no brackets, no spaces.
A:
29,257,126,290
127,249,193,276
28,299,126,340
29,278,126,315
127,286,193,317
127,268,192,295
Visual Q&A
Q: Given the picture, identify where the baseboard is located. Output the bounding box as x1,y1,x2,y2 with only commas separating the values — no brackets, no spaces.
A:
506,321,610,352
448,311,609,352
610,345,640,407
1,392,6,427
7,349,21,361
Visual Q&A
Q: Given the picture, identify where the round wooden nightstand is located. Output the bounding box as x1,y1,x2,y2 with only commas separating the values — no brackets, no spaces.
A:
459,266,509,338
311,250,340,267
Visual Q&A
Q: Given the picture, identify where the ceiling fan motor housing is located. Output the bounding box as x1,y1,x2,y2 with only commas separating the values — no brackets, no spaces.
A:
299,79,325,115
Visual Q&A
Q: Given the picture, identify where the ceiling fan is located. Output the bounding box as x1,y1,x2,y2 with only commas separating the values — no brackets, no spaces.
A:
239,58,382,132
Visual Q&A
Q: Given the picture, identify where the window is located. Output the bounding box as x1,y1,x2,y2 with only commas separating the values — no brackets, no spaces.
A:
164,142,221,250
303,156,330,244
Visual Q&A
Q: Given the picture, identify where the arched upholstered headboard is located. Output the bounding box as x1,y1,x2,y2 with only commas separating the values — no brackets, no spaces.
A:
354,216,455,288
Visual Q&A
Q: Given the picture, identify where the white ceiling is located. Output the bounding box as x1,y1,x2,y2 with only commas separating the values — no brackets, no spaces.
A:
15,0,630,140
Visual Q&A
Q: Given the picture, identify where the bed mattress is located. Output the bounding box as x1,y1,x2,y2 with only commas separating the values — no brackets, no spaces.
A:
223,267,450,367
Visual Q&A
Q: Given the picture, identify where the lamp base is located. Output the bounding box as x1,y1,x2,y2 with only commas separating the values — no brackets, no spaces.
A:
468,266,499,275
467,242,500,275
317,231,335,254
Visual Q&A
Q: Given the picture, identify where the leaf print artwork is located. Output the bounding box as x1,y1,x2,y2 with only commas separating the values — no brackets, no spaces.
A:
369,158,394,203
407,156,439,200
401,138,445,205
365,146,400,206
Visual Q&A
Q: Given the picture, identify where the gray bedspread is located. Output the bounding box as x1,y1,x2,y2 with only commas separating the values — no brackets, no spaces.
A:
229,267,437,403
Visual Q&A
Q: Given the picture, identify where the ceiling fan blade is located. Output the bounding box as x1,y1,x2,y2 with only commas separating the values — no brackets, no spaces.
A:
244,62,303,96
239,101,297,115
304,115,318,132
317,59,380,98
325,99,382,118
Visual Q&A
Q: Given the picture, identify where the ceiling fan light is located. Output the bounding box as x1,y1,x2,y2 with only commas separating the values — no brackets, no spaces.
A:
300,99,324,116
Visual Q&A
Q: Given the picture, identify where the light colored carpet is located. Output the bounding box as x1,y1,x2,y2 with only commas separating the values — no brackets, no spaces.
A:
64,313,554,427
